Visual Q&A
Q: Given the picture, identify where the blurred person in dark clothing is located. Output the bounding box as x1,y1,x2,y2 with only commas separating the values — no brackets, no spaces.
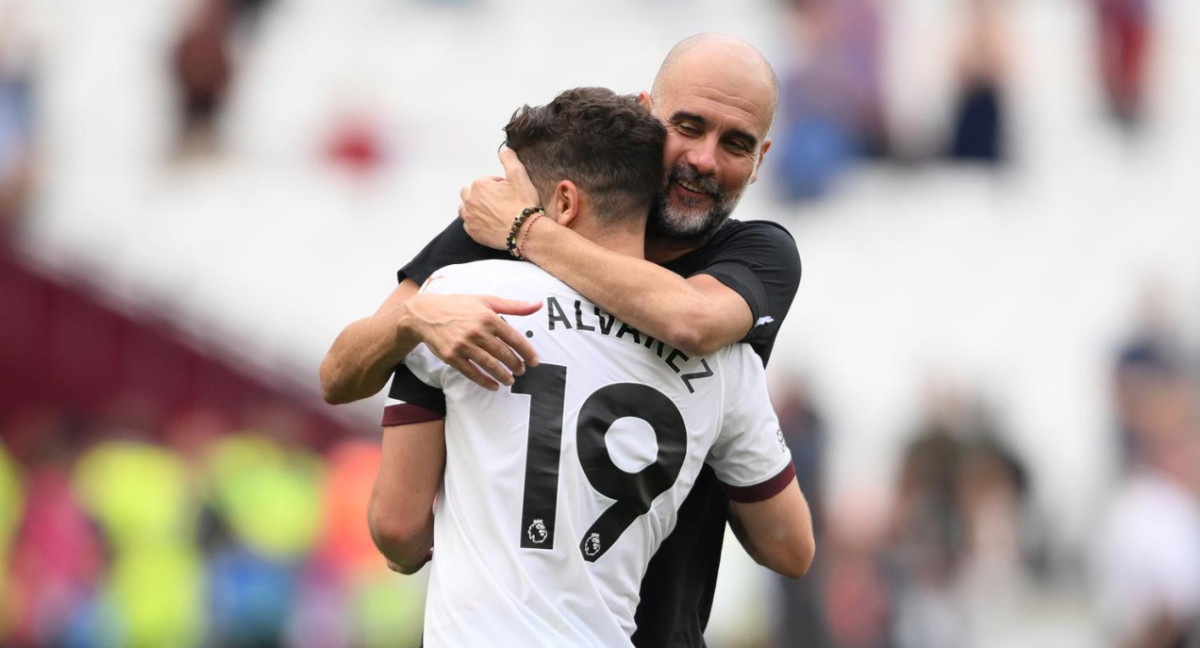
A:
1095,0,1154,129
172,0,234,156
893,395,970,588
231,0,273,38
1112,284,1184,468
947,0,1011,164
955,436,1040,596
771,375,832,648
888,385,1010,648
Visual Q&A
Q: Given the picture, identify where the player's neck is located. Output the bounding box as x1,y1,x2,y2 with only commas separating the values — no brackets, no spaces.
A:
572,220,646,259
592,230,646,259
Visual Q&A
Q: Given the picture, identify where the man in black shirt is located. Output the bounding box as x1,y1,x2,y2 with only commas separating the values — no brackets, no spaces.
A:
321,33,803,648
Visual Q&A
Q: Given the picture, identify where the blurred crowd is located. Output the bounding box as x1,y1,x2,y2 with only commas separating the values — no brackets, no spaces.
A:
0,406,426,648
767,374,1047,648
0,0,1165,228
765,287,1200,648
772,0,1158,200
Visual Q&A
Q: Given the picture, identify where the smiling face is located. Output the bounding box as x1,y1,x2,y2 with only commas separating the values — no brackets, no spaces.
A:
644,36,776,248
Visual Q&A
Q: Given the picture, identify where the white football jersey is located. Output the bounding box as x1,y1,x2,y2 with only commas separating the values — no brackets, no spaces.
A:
395,259,792,647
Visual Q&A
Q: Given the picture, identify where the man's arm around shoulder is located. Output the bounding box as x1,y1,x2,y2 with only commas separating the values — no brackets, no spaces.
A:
321,280,421,404
459,150,803,357
319,279,541,403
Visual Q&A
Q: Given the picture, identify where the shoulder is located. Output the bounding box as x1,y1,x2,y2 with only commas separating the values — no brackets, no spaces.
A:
421,260,548,294
702,219,802,287
700,220,800,268
668,219,801,277
724,221,800,268
713,219,797,249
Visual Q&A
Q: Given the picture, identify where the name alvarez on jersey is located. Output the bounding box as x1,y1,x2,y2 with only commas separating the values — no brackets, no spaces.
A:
540,296,714,394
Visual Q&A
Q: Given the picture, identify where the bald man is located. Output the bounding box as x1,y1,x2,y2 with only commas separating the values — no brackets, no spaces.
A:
321,34,804,648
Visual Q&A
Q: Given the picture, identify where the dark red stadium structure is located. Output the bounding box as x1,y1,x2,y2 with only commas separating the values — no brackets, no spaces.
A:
0,245,363,450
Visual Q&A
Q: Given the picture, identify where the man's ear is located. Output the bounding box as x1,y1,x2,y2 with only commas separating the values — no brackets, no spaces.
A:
749,138,772,185
637,91,654,112
550,180,581,229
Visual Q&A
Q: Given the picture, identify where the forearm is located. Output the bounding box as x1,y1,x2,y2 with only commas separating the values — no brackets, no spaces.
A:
320,282,421,404
728,478,815,579
320,313,419,404
369,420,445,574
522,220,750,355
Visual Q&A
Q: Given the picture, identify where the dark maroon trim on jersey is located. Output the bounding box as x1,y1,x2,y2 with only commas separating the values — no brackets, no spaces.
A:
720,462,796,503
382,403,444,427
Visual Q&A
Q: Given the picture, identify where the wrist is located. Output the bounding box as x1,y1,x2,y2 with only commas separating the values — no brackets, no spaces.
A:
517,213,558,263
515,211,545,260
506,206,545,259
391,299,425,359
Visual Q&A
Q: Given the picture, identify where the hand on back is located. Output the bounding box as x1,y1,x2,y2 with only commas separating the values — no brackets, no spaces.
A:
405,291,542,390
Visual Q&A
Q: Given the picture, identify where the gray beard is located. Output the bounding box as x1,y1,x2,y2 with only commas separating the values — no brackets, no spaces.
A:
647,188,739,248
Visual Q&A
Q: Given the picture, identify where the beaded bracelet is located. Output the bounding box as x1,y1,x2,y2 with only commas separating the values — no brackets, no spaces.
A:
507,206,545,259
516,212,544,260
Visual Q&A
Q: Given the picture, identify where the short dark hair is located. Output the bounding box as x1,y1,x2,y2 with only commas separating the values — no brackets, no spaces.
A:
504,87,665,227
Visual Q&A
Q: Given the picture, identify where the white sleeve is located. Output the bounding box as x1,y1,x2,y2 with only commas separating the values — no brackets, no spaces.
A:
380,264,472,423
403,344,447,389
706,345,795,502
381,342,449,425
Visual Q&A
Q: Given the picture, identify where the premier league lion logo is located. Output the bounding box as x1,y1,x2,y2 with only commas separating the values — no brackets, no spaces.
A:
527,519,549,544
583,532,602,558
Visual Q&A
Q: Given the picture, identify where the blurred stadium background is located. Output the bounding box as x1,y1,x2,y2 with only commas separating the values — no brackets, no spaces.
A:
1,0,1198,646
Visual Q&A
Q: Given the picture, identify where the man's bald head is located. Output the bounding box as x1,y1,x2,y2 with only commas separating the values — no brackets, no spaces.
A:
650,33,779,132
641,34,778,249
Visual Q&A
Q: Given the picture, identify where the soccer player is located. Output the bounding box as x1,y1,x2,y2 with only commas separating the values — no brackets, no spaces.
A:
322,33,800,647
368,86,812,647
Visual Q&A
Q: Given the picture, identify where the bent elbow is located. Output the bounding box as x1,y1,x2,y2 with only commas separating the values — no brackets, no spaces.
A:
661,324,719,358
773,532,817,580
791,538,817,579
775,553,813,580
318,360,341,404
321,383,347,406
368,505,431,565
319,357,355,405
322,389,353,406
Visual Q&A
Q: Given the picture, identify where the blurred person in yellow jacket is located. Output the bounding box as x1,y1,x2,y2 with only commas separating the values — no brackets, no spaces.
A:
73,437,205,648
204,431,323,647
